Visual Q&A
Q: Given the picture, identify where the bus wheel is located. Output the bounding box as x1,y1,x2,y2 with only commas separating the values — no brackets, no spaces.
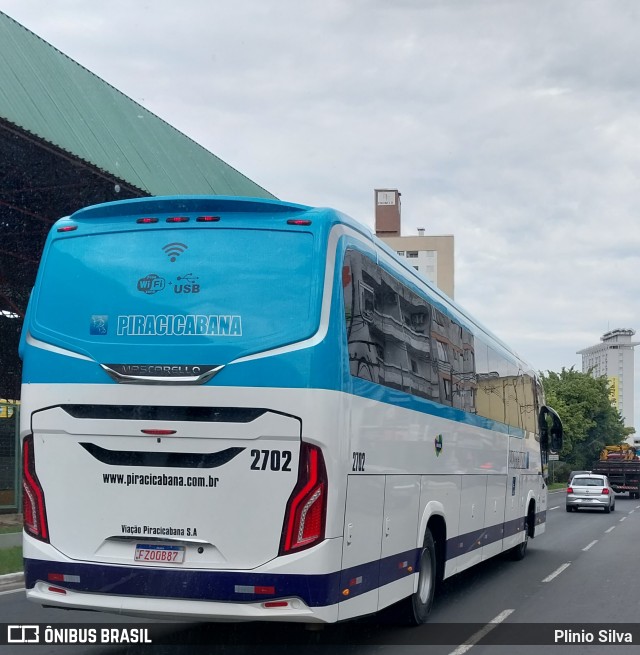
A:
510,513,530,561
403,529,437,625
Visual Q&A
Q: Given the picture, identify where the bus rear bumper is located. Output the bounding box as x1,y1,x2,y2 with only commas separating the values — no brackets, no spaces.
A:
27,581,338,623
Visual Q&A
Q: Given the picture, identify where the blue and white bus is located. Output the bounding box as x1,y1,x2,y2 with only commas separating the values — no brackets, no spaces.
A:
19,195,562,624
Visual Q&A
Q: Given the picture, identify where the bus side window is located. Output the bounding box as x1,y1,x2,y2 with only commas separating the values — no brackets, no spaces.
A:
360,282,374,322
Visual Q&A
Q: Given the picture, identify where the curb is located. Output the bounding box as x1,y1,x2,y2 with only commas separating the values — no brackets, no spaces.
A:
0,571,24,592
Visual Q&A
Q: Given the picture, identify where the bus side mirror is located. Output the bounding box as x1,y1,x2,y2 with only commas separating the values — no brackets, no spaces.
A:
539,405,563,453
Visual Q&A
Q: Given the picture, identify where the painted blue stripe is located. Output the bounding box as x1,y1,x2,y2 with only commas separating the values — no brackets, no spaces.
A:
445,524,505,559
26,514,546,606
534,510,547,528
25,553,420,606
25,558,340,607
378,549,421,587
445,511,545,558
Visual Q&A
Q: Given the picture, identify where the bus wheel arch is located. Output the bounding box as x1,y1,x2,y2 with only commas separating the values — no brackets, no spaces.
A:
426,514,446,589
510,498,535,561
398,514,446,625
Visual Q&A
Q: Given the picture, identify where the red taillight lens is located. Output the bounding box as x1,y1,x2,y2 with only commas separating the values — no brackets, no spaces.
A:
287,219,312,226
166,216,189,223
196,216,220,222
56,224,77,232
602,488,610,495
141,429,177,435
136,217,159,224
567,487,573,494
280,443,327,554
23,435,49,542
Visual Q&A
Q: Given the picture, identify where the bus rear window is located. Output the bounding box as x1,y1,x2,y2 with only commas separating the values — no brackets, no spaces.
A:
32,227,318,360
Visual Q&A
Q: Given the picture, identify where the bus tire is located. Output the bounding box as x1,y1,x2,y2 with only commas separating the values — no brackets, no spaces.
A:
401,529,437,625
510,512,531,561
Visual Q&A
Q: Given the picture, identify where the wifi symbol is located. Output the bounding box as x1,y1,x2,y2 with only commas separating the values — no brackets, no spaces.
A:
162,242,188,262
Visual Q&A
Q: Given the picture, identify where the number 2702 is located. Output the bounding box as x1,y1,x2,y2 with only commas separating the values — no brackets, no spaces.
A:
352,451,366,472
250,449,292,471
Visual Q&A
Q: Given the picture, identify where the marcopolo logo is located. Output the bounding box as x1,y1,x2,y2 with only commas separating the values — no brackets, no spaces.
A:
117,314,242,337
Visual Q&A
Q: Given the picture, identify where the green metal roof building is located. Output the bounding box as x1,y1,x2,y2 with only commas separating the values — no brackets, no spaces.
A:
0,11,275,400
0,11,274,198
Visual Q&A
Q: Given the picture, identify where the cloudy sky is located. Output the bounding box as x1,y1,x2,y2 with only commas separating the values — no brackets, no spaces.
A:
3,0,640,425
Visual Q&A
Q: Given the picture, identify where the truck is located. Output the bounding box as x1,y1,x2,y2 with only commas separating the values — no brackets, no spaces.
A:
591,444,640,499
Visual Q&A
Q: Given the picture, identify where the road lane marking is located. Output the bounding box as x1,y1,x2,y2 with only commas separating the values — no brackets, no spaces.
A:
582,540,598,551
549,506,559,511
619,517,626,522
542,562,571,582
448,609,514,655
605,526,616,533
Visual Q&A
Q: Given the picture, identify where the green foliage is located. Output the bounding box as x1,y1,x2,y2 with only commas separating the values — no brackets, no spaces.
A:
0,525,21,535
0,546,22,575
541,367,633,472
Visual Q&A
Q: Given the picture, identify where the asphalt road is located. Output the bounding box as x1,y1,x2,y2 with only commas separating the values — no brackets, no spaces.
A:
2,489,639,654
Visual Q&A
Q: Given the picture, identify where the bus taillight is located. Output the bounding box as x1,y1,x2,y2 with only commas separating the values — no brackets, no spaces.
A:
280,443,327,555
23,435,49,542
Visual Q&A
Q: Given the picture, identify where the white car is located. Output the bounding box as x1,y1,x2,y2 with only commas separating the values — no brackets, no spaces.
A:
566,474,616,513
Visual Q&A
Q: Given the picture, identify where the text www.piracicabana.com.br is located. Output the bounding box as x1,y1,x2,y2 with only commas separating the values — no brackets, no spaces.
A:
102,473,219,487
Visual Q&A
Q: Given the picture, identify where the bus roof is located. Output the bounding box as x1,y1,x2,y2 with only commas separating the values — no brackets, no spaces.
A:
69,195,312,220
62,195,532,374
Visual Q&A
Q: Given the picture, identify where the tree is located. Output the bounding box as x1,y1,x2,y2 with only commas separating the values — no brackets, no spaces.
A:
541,367,633,471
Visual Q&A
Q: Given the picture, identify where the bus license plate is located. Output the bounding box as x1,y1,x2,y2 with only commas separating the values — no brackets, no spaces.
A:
134,544,185,563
